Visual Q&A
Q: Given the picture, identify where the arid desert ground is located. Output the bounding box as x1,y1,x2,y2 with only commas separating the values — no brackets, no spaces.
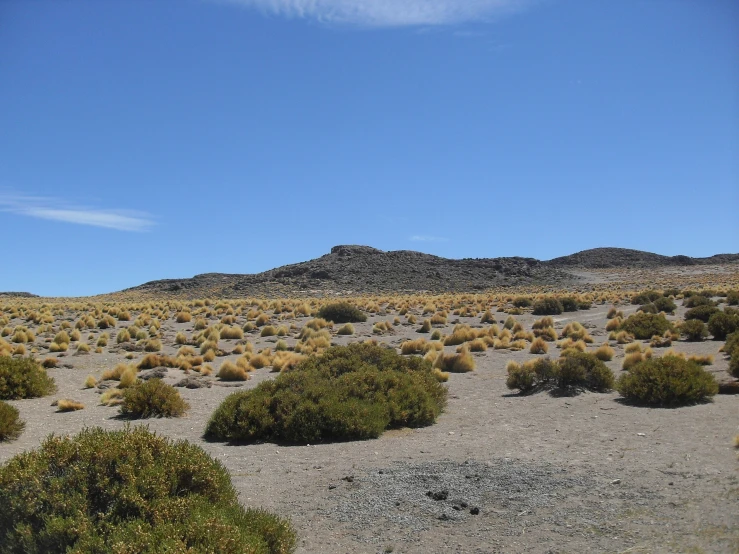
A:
1,262,738,553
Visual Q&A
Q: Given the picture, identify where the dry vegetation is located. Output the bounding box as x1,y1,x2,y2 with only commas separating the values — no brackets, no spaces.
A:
1,265,738,552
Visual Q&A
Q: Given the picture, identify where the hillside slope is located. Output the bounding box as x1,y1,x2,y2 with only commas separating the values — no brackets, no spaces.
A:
118,245,738,298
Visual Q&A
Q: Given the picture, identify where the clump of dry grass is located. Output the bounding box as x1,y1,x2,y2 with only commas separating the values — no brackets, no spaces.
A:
260,325,277,337
622,352,644,370
594,343,615,361
84,375,97,388
560,322,594,343
337,323,354,335
530,337,548,354
434,347,475,373
175,312,192,323
605,317,623,332
271,352,306,372
57,399,84,412
41,357,59,368
175,332,188,345
220,326,244,340
119,367,138,388
217,360,249,381
250,353,271,369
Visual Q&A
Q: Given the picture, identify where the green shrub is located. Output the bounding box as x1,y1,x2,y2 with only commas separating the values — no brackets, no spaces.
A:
681,319,707,341
512,297,532,308
557,350,614,392
0,357,56,400
560,297,579,312
0,426,296,553
684,305,720,323
505,354,612,394
532,298,563,316
724,331,739,358
619,313,674,340
205,343,446,444
652,296,677,314
683,295,714,308
316,302,367,323
632,290,661,305
707,311,739,341
120,378,189,418
506,363,536,393
616,357,718,406
727,290,739,306
0,401,24,441
577,300,592,310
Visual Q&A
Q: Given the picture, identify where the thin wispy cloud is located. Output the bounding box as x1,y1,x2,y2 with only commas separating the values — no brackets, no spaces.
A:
0,193,154,232
217,0,527,27
410,235,449,243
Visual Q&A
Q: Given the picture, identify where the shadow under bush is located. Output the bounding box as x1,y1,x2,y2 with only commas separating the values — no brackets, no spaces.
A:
205,343,447,444
616,356,718,407
0,357,56,400
0,426,296,554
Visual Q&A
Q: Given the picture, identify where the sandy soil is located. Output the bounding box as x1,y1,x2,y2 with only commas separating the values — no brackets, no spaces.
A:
2,301,738,553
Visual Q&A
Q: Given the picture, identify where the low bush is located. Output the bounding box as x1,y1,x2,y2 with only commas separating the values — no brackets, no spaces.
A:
652,296,677,314
616,356,718,406
0,401,24,441
532,298,563,316
707,311,739,341
0,357,56,400
512,297,532,308
684,305,720,323
560,297,579,312
557,350,614,392
205,343,446,444
683,295,714,308
681,319,708,341
727,290,739,306
316,302,367,323
0,426,296,553
632,290,662,305
120,378,189,418
506,352,613,394
619,313,674,340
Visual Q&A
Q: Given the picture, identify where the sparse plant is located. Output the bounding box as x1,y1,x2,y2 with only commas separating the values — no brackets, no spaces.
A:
0,426,296,553
206,343,446,443
316,302,367,323
120,378,189,418
616,356,718,406
619,313,673,340
532,298,563,315
0,357,56,400
57,399,85,412
0,401,24,441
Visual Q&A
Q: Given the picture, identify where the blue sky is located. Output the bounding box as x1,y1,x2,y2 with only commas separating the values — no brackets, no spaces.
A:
1,0,737,296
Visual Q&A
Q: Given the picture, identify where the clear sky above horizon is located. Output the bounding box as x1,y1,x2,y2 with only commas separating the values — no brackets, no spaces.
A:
1,0,737,296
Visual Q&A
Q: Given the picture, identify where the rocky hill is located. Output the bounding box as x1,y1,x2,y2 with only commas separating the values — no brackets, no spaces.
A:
547,248,739,269
118,245,738,299
124,245,573,298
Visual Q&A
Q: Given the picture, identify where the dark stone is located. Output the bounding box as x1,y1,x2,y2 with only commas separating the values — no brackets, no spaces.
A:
426,490,449,501
470,507,480,515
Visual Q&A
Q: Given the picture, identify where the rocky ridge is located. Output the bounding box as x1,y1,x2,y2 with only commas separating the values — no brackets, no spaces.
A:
119,245,739,298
